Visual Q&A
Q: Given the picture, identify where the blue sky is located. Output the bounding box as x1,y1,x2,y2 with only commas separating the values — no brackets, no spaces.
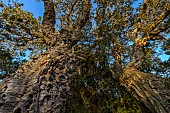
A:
2,0,169,61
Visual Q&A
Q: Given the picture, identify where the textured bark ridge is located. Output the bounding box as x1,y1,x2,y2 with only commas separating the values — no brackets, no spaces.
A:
42,0,55,33
120,66,170,113
0,35,82,113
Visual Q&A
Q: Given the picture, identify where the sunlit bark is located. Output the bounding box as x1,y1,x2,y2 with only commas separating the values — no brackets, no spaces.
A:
120,66,170,113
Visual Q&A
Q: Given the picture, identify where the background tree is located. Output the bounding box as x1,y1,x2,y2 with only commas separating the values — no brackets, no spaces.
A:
0,45,24,80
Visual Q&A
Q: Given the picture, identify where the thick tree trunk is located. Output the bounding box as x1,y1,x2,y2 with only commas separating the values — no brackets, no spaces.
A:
0,0,91,112
120,66,170,113
0,39,82,113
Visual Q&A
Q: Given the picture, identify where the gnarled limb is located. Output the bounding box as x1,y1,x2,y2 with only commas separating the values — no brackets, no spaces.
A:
120,66,170,113
42,0,56,33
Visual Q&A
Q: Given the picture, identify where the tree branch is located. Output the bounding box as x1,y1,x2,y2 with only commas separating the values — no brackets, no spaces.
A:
65,2,77,28
42,0,56,34
73,0,91,30
150,22,170,36
148,10,170,32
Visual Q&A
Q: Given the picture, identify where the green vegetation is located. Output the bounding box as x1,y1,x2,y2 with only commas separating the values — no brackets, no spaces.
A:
0,0,169,112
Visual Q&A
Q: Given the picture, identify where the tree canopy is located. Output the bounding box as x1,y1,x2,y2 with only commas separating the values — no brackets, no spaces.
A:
0,0,169,113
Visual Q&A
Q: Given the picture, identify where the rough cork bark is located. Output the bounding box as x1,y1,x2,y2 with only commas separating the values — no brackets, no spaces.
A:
120,66,170,113
0,33,82,113
42,0,56,33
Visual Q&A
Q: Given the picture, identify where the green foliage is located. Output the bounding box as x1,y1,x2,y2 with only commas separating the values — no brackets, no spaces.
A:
0,1,45,58
63,0,169,112
0,46,25,79
0,1,42,79
66,56,149,113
